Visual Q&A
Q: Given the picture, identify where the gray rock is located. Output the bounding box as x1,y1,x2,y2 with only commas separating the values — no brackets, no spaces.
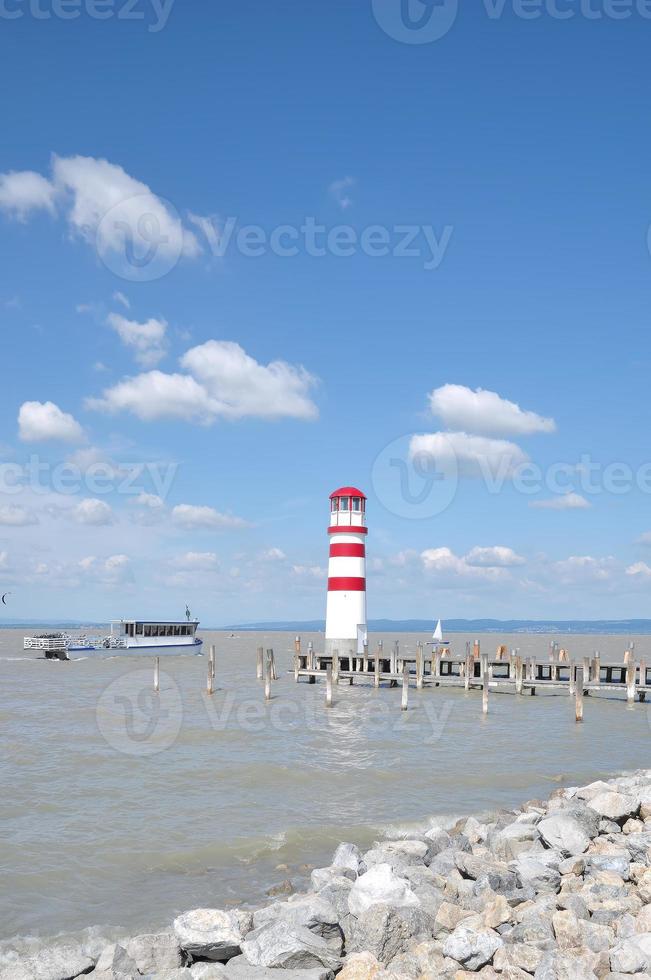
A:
586,851,631,879
609,935,651,974
240,920,341,972
538,815,590,856
222,952,334,979
622,832,651,863
494,942,543,973
363,840,430,871
347,902,436,964
310,866,356,890
589,792,639,823
190,966,230,980
534,950,598,979
315,875,354,921
510,915,556,949
0,946,96,980
331,842,363,876
491,823,542,862
89,943,139,979
347,863,420,917
250,894,342,952
442,923,503,970
173,909,252,962
511,857,561,894
125,932,182,974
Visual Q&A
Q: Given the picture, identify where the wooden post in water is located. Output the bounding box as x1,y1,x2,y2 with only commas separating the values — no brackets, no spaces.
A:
153,656,160,693
401,662,409,711
627,661,636,705
325,664,333,707
256,646,264,680
264,654,272,701
473,639,480,661
464,648,472,692
207,645,215,695
392,641,399,675
640,659,647,702
374,646,380,688
575,665,584,722
569,660,576,696
582,655,591,693
481,654,489,715
416,642,424,690
434,647,442,686
364,642,369,672
515,655,523,695
333,649,339,685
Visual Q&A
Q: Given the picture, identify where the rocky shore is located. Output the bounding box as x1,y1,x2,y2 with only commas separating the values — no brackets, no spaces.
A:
5,770,651,980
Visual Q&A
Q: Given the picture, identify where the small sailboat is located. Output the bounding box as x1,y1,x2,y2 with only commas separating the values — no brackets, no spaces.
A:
433,619,443,643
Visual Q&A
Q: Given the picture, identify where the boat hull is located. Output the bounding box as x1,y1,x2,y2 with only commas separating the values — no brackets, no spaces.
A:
67,639,204,657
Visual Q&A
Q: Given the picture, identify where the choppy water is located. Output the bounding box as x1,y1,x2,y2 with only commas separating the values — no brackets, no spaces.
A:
1,628,650,950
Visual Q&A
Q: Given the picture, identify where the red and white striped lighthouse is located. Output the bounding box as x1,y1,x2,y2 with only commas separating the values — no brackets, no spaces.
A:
325,487,367,656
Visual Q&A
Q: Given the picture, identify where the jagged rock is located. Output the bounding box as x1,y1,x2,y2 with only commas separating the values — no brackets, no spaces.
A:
124,931,182,974
589,793,639,823
0,945,96,980
509,915,556,949
442,923,502,970
557,894,591,920
316,875,355,920
559,856,586,876
334,951,387,979
311,866,356,890
534,950,598,979
586,851,631,879
363,841,430,871
173,909,252,962
609,935,651,974
481,895,513,929
636,907,651,934
251,893,342,952
621,833,651,863
190,966,230,979
266,879,294,897
332,842,364,875
347,864,420,918
88,943,139,978
223,952,335,978
511,857,561,893
347,903,435,964
386,938,447,978
491,824,542,862
240,920,342,972
494,942,543,973
538,816,590,856
434,901,475,934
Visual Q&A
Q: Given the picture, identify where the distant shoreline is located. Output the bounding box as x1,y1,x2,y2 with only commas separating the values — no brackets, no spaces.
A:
4,619,651,635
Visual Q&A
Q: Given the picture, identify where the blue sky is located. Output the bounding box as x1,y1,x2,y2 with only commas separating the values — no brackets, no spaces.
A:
2,0,651,622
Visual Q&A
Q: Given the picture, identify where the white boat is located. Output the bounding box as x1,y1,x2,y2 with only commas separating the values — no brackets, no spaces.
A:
433,619,443,643
24,618,203,659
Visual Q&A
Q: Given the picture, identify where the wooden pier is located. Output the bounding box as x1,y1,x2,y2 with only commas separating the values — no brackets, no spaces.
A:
289,639,650,704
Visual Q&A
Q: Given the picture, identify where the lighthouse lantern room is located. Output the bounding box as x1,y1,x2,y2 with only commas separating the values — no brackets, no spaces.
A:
325,487,368,656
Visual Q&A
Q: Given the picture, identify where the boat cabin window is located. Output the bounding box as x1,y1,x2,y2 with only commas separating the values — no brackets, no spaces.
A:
136,623,143,635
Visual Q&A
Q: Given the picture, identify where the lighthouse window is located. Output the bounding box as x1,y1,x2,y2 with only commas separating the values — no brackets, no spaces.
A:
352,497,361,511
340,496,349,511
331,498,338,512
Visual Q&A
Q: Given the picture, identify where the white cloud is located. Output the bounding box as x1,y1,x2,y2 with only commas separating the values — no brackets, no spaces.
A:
0,505,39,527
0,155,201,264
410,431,527,479
292,564,326,579
429,384,556,437
420,547,503,580
106,313,168,367
0,169,57,220
329,176,355,210
171,504,248,530
134,492,164,509
0,550,8,569
176,551,219,570
626,562,651,579
465,545,525,567
73,498,114,526
113,291,130,309
87,340,319,423
259,548,286,561
530,492,590,511
552,555,614,583
18,401,85,443
79,554,131,584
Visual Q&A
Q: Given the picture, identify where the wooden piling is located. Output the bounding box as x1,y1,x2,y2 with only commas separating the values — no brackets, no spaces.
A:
568,660,576,697
464,649,472,691
416,642,424,690
592,652,601,689
264,655,272,701
640,660,647,702
374,646,380,688
515,655,523,695
401,662,409,711
256,646,264,680
481,654,489,714
333,649,340,685
325,664,333,707
207,646,214,695
434,647,442,685
473,639,480,661
627,661,636,705
575,665,584,722
153,656,160,693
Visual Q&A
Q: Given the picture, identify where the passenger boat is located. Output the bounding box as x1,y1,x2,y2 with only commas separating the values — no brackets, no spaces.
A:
24,617,203,660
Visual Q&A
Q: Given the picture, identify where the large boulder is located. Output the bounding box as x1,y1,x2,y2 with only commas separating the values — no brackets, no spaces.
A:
538,815,591,856
346,903,435,965
588,793,639,823
173,909,252,962
124,931,183,974
251,893,342,950
442,923,503,970
609,934,651,974
240,920,342,972
510,857,561,894
534,950,598,979
86,943,139,978
347,864,420,918
331,842,364,876
363,840,430,872
223,952,335,979
0,946,96,980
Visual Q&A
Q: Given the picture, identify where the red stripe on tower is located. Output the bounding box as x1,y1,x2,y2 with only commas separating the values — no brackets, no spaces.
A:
327,576,366,592
329,543,366,558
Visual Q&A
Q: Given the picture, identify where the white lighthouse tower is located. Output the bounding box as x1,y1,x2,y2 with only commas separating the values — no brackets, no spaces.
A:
325,486,367,656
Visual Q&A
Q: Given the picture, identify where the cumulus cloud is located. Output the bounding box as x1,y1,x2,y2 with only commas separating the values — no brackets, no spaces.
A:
87,340,318,423
329,176,355,210
176,551,219,570
18,401,85,443
429,384,556,437
0,154,201,265
0,169,57,220
626,562,651,579
0,505,39,527
106,313,168,367
552,555,614,583
171,503,248,530
420,547,505,581
79,553,132,585
292,564,327,579
410,431,527,479
530,492,590,511
465,545,525,567
73,498,114,526
259,548,287,561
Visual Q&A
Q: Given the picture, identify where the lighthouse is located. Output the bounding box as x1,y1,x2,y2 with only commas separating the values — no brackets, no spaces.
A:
325,486,367,656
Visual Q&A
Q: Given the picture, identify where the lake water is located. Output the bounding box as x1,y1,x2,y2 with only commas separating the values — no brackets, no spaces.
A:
1,628,650,952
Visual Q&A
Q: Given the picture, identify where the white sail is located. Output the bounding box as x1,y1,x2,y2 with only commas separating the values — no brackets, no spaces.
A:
433,619,443,642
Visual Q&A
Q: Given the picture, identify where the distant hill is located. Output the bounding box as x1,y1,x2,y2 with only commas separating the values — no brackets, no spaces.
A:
225,618,651,635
